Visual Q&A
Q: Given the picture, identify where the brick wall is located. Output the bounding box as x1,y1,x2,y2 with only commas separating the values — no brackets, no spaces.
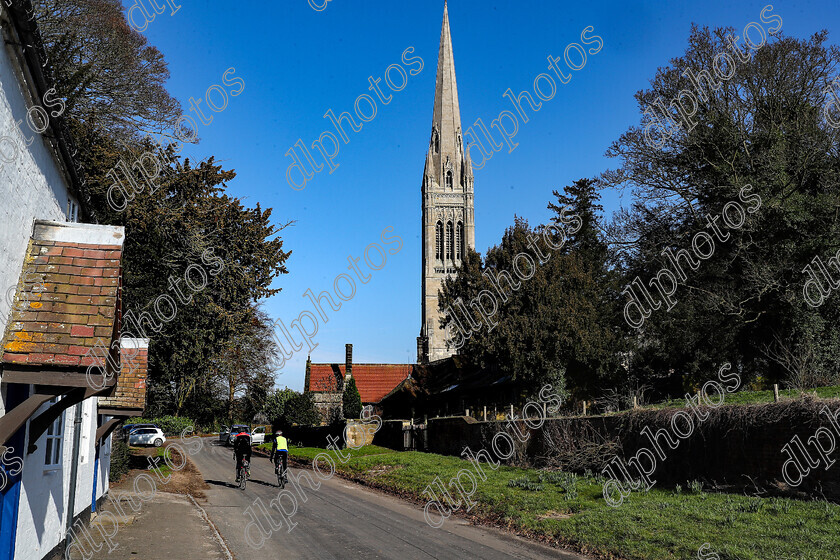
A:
100,338,148,411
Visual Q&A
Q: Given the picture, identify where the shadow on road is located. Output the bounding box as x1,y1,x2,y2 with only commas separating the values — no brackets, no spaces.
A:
245,478,281,489
206,479,238,489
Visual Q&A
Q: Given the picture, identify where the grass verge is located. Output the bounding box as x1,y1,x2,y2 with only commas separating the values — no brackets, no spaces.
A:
647,386,840,410
288,445,839,560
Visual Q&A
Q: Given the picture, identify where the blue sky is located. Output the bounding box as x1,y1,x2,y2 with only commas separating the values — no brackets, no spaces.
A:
135,0,840,391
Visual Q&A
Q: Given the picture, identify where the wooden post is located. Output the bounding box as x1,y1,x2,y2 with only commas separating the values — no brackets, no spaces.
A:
633,396,638,409
510,404,514,418
494,405,497,420
774,384,780,402
483,406,487,422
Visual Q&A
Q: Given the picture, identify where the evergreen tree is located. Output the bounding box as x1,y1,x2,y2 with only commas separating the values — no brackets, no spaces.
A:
342,377,362,419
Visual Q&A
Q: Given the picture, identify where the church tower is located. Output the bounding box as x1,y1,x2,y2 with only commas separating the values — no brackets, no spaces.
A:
418,2,475,364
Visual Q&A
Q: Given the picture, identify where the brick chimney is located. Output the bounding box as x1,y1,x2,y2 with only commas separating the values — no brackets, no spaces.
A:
100,338,149,412
345,343,353,380
304,355,312,391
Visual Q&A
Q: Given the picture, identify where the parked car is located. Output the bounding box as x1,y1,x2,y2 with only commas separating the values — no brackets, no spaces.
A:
128,427,166,447
251,426,267,445
219,425,230,443
124,424,160,440
226,425,250,445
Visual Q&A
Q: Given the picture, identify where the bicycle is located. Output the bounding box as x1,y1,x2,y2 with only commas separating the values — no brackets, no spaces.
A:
275,464,287,489
237,459,250,490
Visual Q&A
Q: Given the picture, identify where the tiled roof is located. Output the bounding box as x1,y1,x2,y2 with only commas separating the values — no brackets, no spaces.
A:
309,363,413,403
1,222,124,368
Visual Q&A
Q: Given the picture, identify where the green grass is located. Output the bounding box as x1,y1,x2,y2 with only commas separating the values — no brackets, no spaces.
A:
645,385,840,410
289,445,840,560
147,447,172,477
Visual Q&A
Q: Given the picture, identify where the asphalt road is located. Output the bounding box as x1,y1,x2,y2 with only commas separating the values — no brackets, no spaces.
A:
189,437,587,560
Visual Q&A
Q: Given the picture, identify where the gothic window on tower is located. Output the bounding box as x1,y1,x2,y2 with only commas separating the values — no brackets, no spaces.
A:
456,221,464,260
435,221,443,261
446,221,454,261
446,170,453,190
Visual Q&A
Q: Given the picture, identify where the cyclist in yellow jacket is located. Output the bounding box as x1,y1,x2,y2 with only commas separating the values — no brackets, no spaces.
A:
270,429,288,480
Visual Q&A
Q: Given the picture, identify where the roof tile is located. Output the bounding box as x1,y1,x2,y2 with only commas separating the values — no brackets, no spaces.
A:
309,363,412,403
1,235,123,369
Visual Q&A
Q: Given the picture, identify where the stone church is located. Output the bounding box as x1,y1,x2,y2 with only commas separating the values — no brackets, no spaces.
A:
417,1,475,364
305,3,476,419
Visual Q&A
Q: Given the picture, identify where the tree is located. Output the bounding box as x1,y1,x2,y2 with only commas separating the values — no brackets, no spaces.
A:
342,377,362,419
439,183,622,401
280,392,320,428
32,0,182,141
216,307,278,423
603,26,840,389
264,388,297,425
70,124,292,417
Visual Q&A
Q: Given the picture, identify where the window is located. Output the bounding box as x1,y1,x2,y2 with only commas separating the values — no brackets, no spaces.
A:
435,221,443,260
445,171,453,190
67,198,79,223
456,222,464,260
446,221,454,261
44,400,63,468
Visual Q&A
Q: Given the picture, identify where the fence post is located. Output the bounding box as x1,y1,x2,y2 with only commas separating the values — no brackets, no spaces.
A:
483,406,487,422
774,384,780,402
582,401,587,416
510,404,514,418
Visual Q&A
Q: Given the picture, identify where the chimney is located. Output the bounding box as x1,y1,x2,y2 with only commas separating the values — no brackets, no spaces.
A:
100,338,149,412
345,344,353,379
304,355,312,392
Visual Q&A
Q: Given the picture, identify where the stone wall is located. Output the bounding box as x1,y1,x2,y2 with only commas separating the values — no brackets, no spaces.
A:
311,392,342,424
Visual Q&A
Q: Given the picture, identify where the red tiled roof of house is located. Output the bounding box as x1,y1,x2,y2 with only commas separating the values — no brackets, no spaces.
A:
1,222,124,368
309,364,413,403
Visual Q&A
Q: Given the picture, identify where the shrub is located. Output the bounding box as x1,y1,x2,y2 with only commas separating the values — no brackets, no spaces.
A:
109,439,131,482
124,416,196,436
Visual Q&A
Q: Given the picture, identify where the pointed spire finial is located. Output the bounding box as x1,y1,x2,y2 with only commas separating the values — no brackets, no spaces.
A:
431,0,462,158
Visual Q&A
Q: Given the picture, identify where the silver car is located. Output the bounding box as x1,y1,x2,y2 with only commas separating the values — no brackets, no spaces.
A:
128,427,166,447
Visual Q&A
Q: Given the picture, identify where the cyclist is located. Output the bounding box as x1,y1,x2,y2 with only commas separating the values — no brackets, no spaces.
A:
270,429,288,480
233,430,252,483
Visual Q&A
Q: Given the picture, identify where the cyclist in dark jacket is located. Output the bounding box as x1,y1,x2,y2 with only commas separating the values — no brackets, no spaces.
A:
233,431,252,482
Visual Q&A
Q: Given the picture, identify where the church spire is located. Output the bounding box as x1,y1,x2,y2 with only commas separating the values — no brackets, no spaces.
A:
431,2,462,160
419,2,475,364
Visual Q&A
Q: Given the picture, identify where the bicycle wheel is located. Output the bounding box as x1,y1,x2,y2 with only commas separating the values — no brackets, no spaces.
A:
239,467,247,490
